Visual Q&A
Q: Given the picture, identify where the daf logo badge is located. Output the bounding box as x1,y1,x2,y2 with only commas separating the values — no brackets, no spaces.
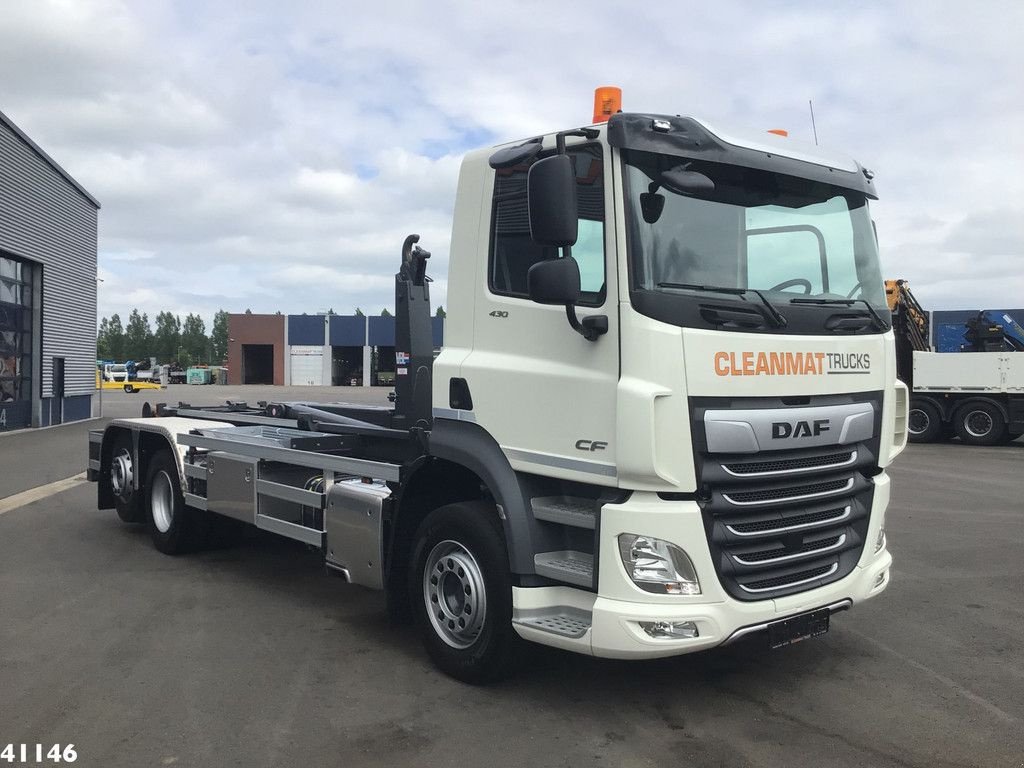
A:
772,419,830,439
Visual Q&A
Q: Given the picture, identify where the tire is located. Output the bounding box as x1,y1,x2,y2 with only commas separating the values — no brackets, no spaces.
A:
123,383,134,393
907,399,943,443
146,450,207,554
408,501,519,684
954,401,1008,446
110,433,143,523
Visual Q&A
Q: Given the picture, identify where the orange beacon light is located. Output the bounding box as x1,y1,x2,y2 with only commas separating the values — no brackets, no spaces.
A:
592,86,622,124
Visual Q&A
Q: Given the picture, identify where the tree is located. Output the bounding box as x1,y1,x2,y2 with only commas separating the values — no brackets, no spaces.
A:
97,317,110,358
106,314,125,360
124,309,151,360
354,307,365,317
181,313,208,363
380,308,392,317
435,306,446,318
245,308,253,314
211,310,229,364
152,312,181,362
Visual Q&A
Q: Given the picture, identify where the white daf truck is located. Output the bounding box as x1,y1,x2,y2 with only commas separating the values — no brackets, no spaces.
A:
88,94,907,683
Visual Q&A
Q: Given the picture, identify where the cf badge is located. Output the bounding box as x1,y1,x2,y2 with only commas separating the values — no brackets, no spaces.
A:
575,439,608,452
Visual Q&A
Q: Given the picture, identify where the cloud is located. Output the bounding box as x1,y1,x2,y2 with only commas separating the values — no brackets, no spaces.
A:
1,0,1022,325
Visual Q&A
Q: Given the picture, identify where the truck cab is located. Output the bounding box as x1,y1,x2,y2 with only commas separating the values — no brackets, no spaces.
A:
103,363,128,382
434,110,906,658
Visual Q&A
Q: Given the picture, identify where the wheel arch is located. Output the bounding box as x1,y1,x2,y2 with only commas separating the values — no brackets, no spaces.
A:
99,421,190,507
383,419,540,621
423,418,538,574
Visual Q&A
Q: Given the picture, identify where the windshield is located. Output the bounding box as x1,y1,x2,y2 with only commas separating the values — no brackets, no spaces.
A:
623,149,887,333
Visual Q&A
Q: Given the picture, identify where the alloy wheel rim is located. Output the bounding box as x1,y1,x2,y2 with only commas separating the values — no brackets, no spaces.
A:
422,540,487,649
908,408,930,435
964,410,993,438
111,449,133,497
151,470,175,533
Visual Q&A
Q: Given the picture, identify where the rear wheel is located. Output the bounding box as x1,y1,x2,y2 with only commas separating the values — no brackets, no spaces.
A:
955,401,1008,446
123,383,134,393
907,399,943,443
409,501,519,684
110,433,143,523
146,450,206,554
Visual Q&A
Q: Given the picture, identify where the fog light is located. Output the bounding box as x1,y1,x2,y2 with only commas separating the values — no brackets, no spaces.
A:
617,534,701,595
874,570,887,588
640,620,699,639
875,528,886,553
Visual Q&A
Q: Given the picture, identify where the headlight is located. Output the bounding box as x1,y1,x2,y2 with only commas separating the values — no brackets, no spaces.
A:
875,527,886,552
617,534,701,595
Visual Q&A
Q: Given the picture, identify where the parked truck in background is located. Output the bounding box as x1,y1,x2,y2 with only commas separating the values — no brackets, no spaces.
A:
100,362,129,383
87,89,906,682
888,280,1023,444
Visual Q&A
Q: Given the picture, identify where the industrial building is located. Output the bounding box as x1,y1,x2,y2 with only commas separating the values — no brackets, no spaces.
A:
227,313,444,386
0,110,99,431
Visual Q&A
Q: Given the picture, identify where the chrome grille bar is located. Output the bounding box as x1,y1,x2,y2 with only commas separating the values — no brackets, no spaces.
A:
738,562,839,594
722,477,854,507
721,450,857,478
733,534,847,566
725,506,851,537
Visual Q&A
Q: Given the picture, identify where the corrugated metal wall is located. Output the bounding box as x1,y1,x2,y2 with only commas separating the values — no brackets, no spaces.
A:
0,118,98,400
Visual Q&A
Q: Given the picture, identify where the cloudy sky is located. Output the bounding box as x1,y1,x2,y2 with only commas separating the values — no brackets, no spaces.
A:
1,0,1022,324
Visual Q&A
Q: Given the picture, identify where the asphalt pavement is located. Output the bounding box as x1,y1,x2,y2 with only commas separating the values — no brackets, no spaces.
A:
0,414,1022,767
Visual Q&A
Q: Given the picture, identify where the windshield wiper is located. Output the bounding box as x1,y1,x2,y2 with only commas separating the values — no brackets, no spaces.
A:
657,283,788,328
788,297,890,331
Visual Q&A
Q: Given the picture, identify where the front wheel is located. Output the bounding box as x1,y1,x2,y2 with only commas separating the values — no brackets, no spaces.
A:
123,383,135,393
409,501,519,684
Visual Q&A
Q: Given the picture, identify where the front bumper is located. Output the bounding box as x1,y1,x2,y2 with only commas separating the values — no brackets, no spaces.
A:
512,477,892,659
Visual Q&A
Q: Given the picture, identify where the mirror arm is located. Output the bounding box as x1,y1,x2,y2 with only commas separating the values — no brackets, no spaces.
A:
555,127,601,155
564,305,606,342
555,242,603,342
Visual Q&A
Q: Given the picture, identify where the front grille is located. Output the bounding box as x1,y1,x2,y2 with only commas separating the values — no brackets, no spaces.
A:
723,450,854,476
739,563,838,593
726,506,849,535
693,394,881,602
733,534,843,564
723,477,852,506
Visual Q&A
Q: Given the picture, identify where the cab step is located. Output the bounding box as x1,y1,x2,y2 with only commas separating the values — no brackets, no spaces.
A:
534,550,594,588
531,496,596,529
513,608,592,639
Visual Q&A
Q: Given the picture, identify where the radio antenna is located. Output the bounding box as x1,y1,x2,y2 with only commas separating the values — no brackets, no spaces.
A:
809,99,819,145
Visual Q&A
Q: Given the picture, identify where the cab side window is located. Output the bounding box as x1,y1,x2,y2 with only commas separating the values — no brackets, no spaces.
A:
489,145,605,305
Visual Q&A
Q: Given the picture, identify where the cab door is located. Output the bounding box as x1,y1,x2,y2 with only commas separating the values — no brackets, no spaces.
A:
460,140,620,485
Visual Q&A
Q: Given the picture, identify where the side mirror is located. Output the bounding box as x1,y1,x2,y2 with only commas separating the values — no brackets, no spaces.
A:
527,257,581,305
528,155,578,247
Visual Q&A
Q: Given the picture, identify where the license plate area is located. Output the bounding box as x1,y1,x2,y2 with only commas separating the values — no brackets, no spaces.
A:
768,607,830,649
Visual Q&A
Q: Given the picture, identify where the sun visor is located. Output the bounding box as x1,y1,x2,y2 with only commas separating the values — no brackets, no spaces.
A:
607,113,877,199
